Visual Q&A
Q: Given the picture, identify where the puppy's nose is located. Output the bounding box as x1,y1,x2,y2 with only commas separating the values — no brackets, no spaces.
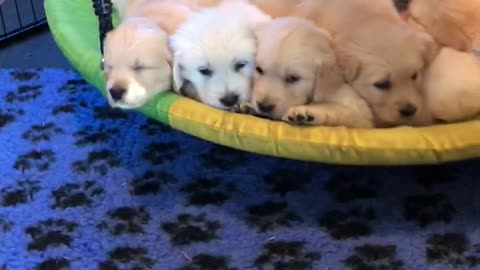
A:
219,93,239,107
109,87,126,102
257,101,275,114
399,104,417,118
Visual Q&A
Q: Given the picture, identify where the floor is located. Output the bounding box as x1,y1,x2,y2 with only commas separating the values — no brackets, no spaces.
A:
0,28,69,68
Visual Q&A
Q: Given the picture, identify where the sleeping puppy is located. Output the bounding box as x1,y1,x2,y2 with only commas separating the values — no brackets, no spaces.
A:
423,48,480,123
290,0,437,127
169,0,271,110
402,0,480,52
103,0,195,109
236,17,373,128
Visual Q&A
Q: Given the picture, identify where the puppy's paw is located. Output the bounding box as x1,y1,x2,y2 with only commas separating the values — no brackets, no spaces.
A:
231,102,256,115
282,106,315,125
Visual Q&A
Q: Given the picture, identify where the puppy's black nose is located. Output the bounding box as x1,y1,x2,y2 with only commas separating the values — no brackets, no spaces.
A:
257,102,275,114
109,87,126,101
399,104,417,118
219,94,239,107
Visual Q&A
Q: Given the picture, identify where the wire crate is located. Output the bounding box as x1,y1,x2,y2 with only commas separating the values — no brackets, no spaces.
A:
0,0,46,42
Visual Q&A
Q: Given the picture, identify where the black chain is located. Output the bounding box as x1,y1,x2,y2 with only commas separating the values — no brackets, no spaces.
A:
92,0,113,55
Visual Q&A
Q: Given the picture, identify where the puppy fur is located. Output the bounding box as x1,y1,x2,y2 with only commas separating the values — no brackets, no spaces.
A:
169,1,271,110
250,0,437,127
103,0,196,109
403,0,480,52
242,17,373,128
423,48,480,123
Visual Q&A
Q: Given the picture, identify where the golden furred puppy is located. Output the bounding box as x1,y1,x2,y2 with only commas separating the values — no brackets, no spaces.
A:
423,48,480,123
290,0,437,127
103,0,196,109
237,17,373,128
403,0,480,52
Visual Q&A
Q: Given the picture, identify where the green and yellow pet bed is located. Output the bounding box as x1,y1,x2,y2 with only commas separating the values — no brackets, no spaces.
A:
44,0,480,165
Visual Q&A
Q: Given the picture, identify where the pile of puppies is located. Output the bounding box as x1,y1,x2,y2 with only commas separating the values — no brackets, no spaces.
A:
103,0,480,129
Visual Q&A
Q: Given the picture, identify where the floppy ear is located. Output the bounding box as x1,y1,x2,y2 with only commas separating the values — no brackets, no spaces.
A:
167,37,185,92
416,31,440,66
335,46,362,83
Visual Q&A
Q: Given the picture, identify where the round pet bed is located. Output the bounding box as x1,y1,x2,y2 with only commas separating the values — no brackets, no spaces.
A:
44,0,480,165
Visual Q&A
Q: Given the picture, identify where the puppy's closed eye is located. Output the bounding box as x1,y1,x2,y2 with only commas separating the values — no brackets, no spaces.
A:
256,66,264,75
234,61,248,72
133,63,146,72
285,74,300,84
198,66,214,77
373,79,391,91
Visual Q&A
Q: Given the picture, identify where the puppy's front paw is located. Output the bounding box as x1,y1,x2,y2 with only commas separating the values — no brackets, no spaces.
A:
282,106,315,125
231,102,256,115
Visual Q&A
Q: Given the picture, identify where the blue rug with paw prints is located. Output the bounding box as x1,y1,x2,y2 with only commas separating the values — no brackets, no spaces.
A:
1,68,480,270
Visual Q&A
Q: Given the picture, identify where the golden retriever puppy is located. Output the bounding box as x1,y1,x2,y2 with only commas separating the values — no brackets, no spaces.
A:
103,0,196,109
286,0,437,127
237,17,373,128
403,0,480,52
423,48,480,123
168,1,271,110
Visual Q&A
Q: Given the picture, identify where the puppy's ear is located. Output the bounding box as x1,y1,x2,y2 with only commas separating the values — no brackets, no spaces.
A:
167,37,185,92
335,47,362,83
416,31,440,66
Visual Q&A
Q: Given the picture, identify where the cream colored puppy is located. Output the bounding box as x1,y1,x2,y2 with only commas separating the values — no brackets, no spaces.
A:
169,1,271,110
236,17,373,128
403,0,480,52
103,0,195,109
423,48,480,123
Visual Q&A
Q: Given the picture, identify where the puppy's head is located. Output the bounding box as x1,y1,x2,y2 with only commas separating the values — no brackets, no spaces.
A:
168,8,258,110
251,17,343,120
337,24,438,126
103,18,171,109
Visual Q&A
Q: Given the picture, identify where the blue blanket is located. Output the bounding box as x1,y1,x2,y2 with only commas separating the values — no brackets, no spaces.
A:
1,68,480,270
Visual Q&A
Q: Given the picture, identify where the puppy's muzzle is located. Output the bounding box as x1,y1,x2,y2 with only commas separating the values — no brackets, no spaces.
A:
257,101,275,114
219,93,239,107
109,86,127,102
398,103,417,118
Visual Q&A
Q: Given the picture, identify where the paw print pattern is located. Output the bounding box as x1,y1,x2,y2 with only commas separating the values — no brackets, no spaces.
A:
324,171,377,202
14,150,56,172
162,213,221,246
129,170,177,196
52,180,104,209
319,207,376,240
97,207,151,236
263,168,312,196
57,79,90,94
143,142,181,165
22,122,64,142
99,247,154,270
179,254,236,270
36,258,71,270
72,149,120,176
0,217,14,232
74,124,119,147
344,244,405,270
0,110,15,129
403,193,456,227
413,165,455,188
0,179,40,207
10,70,38,81
426,233,480,268
140,118,171,135
180,177,235,206
254,241,321,270
25,219,78,251
52,104,75,116
93,106,129,121
244,201,302,232
199,145,248,171
5,85,42,103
